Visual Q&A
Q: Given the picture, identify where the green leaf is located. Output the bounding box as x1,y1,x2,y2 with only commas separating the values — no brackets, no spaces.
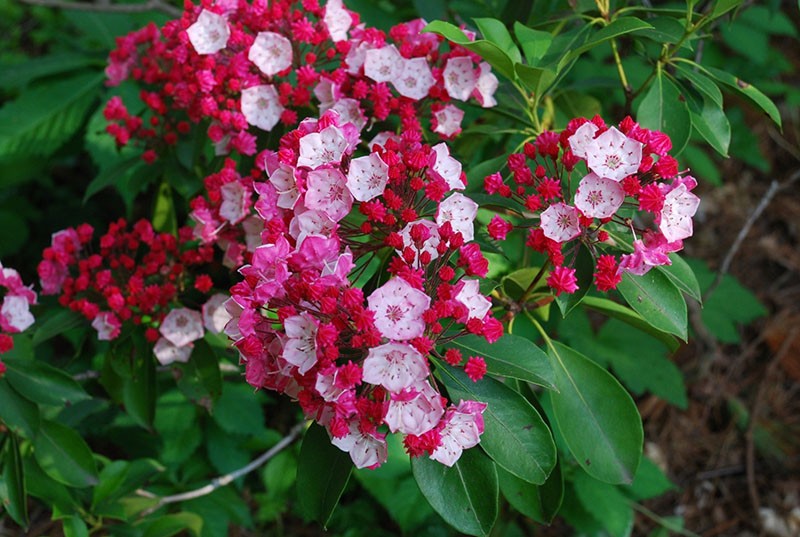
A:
674,64,723,108
212,383,265,435
444,334,555,389
62,516,90,537
0,54,99,90
423,20,515,80
497,460,563,524
572,471,634,537
547,341,642,484
514,63,557,97
555,245,594,317
206,423,249,477
474,18,521,63
1,435,29,529
617,270,688,340
174,340,222,410
703,66,781,127
3,358,90,407
297,423,352,527
411,447,498,537
513,22,552,65
637,70,691,154
0,380,40,439
689,97,730,157
656,254,702,303
92,460,130,510
143,512,204,537
33,420,99,488
83,155,146,204
22,454,78,515
0,73,103,158
152,180,177,235
435,362,556,484
32,309,85,346
565,17,653,62
122,343,157,430
0,210,29,257
710,0,743,19
580,296,679,352
638,16,692,47
623,457,677,501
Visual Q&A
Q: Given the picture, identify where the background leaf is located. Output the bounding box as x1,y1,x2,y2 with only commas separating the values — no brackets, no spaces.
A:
617,270,688,340
33,420,99,488
297,423,352,527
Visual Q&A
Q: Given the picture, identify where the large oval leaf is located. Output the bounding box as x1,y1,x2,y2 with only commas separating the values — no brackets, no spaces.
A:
617,270,688,340
1,434,29,529
497,460,563,525
637,70,691,154
0,379,40,439
547,342,642,484
296,423,352,528
3,358,90,407
423,20,515,80
443,334,555,389
411,447,498,537
436,362,556,484
33,420,99,488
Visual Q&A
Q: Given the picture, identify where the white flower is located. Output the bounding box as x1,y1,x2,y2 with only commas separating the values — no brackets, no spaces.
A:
248,31,293,76
393,57,435,100
585,126,643,182
159,308,204,347
540,202,581,242
346,152,389,202
573,172,625,218
436,193,478,242
241,85,284,131
443,56,477,101
186,10,230,55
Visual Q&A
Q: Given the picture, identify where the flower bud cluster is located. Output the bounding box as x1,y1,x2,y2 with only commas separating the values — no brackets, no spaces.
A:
36,219,232,364
223,111,499,468
485,115,700,296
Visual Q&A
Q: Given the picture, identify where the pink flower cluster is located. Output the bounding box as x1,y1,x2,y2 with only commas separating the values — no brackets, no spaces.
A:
0,261,37,371
485,116,700,295
222,111,499,468
103,0,496,162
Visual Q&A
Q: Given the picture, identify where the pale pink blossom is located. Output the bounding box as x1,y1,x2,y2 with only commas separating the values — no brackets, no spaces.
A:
159,308,204,347
268,163,300,209
282,312,318,374
346,153,389,201
443,56,477,101
540,202,581,242
397,219,441,267
330,421,388,469
384,381,445,435
304,168,353,222
329,98,366,131
619,233,682,276
323,0,352,41
367,277,430,341
436,193,478,242
253,181,281,220
364,45,403,83
202,293,233,334
394,57,435,100
429,143,464,190
241,85,283,131
1,295,35,332
585,126,643,182
314,77,341,111
430,400,488,466
240,238,291,302
658,180,700,242
91,311,121,341
319,250,355,286
362,342,429,392
241,216,264,252
218,181,250,224
573,172,625,218
568,121,600,159
248,31,292,76
153,337,192,365
288,234,341,272
433,104,464,138
297,125,348,169
472,62,498,107
186,9,230,55
291,207,338,245
344,40,371,75
453,279,492,322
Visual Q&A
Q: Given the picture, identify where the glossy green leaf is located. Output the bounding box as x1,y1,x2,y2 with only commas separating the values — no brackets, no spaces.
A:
213,383,265,435
174,340,222,410
443,333,555,389
572,470,634,537
638,16,691,46
412,447,498,537
513,22,552,65
497,459,563,524
580,296,679,352
3,358,90,407
23,453,78,515
436,362,556,484
555,246,594,317
674,64,723,108
547,341,642,484
656,254,702,303
623,457,677,501
297,423,352,527
637,71,691,154
1,435,29,529
0,380,40,439
565,17,653,62
474,18,521,63
143,512,204,537
617,270,688,340
0,73,103,158
704,66,781,127
62,516,90,537
0,54,99,90
83,155,145,204
423,20,515,80
514,63,557,96
33,420,99,488
689,97,730,157
122,334,157,429
710,0,743,18
92,460,130,510
32,309,85,346
152,180,177,235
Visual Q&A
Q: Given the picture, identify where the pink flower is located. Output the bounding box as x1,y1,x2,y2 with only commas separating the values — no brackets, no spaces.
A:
0,295,35,333
546,265,579,296
202,294,232,334
586,126,643,182
436,193,478,243
297,125,348,169
159,308,204,347
323,0,352,41
384,381,445,435
573,172,625,218
540,202,581,242
430,400,487,466
91,311,121,341
304,168,353,222
453,279,492,322
658,179,700,242
330,421,388,469
429,143,464,191
362,342,429,392
346,153,389,202
568,121,599,159
394,57,435,100
219,181,250,224
153,337,193,365
472,62,498,107
367,277,430,341
248,31,292,76
443,56,477,101
364,45,403,83
241,85,284,131
432,104,464,138
487,215,512,240
464,356,487,381
186,9,230,55
282,312,319,374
